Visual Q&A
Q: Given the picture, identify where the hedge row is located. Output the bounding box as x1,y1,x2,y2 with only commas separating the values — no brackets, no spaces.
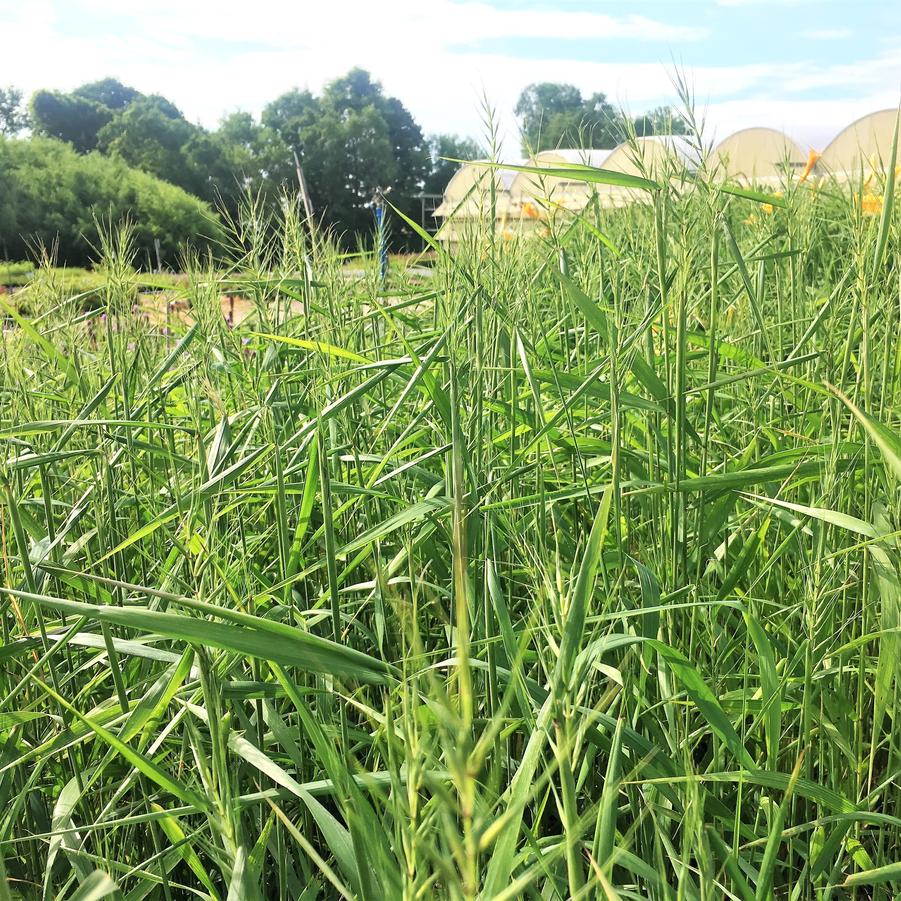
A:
0,136,223,267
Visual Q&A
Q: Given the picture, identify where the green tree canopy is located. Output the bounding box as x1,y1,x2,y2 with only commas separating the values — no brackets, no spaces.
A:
260,88,319,156
30,90,113,152
633,105,689,137
0,86,30,136
27,81,289,218
515,83,628,153
25,70,432,247
264,69,428,242
190,112,293,208
0,135,221,265
515,83,584,137
72,78,141,111
515,82,688,153
96,95,200,194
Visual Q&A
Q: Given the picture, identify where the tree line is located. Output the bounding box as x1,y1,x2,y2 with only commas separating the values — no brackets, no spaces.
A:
0,75,684,266
514,83,687,151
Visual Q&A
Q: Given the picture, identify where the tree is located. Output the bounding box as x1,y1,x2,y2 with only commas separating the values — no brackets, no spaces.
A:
195,112,293,209
96,95,199,194
515,83,688,153
579,92,627,147
73,78,141,111
381,95,429,200
24,69,433,247
515,83,583,150
0,86,29,136
633,106,689,137
30,90,113,152
424,134,484,196
264,69,428,245
261,88,319,156
30,80,146,156
321,68,384,114
316,69,427,236
299,104,396,237
515,83,627,153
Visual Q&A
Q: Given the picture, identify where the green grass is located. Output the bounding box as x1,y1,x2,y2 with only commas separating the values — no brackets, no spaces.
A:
0,261,184,292
0,153,899,900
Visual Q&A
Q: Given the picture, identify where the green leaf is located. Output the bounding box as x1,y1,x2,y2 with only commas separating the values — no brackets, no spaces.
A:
741,492,878,538
0,295,85,392
745,613,782,767
250,333,371,364
555,485,613,694
720,183,788,207
31,675,209,812
465,159,660,192
151,803,221,900
578,633,756,770
67,870,120,901
188,700,362,895
843,860,901,887
0,711,45,731
10,588,392,683
834,390,901,484
44,776,91,900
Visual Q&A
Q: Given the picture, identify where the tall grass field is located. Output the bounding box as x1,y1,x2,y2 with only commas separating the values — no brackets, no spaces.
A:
1,140,900,899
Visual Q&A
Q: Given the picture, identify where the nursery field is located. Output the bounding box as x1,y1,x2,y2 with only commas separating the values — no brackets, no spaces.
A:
0,158,900,899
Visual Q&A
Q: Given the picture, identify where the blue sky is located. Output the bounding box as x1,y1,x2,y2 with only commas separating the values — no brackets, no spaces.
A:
2,0,899,153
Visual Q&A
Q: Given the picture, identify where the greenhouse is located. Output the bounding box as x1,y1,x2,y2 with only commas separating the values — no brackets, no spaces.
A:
472,149,621,238
509,137,699,218
434,108,901,240
435,137,701,239
712,127,811,185
507,148,616,217
433,160,522,241
819,109,901,179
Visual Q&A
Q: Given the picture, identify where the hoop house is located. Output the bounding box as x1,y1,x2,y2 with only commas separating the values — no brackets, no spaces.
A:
434,160,521,241
820,110,901,179
713,127,810,186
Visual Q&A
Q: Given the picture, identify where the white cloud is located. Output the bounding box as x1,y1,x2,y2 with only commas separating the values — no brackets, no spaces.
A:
0,0,706,144
0,0,895,158
804,28,852,40
62,0,708,46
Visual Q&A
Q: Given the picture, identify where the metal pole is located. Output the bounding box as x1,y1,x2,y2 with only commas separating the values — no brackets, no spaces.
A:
374,193,388,284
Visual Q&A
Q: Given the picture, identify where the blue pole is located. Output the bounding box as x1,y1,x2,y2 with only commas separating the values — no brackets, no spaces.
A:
375,200,388,284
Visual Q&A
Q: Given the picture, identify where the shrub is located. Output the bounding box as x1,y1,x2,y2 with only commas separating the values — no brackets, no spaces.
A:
0,135,223,266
